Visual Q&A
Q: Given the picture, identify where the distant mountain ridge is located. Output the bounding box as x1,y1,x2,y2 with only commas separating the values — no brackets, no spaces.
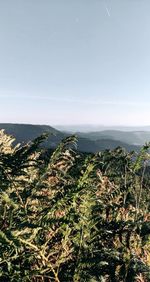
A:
0,123,140,153
55,124,150,133
76,130,150,146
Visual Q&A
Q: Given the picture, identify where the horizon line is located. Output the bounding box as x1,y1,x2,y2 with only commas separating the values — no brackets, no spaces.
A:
1,122,150,127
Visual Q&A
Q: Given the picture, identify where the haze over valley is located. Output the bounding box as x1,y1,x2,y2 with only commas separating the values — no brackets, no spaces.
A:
2,123,150,153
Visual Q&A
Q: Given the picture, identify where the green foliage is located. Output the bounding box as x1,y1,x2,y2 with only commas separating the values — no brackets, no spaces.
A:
0,130,149,281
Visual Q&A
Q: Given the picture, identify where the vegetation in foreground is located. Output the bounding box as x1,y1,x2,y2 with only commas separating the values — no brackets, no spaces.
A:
0,130,149,282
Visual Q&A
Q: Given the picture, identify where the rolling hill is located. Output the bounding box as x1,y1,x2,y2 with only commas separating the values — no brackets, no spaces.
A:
0,123,65,148
76,130,150,146
0,123,140,153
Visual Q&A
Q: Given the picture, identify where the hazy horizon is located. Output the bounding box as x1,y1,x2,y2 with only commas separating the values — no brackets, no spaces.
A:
2,121,150,127
2,122,150,132
0,0,150,125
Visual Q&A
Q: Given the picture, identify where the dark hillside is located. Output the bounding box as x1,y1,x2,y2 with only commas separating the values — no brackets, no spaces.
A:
77,137,140,153
0,123,65,147
0,123,140,153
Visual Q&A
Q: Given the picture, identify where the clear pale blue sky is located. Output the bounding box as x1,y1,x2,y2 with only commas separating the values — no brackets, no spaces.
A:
0,0,150,125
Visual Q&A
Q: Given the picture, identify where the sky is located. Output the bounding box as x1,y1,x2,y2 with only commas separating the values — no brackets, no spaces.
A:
0,0,150,126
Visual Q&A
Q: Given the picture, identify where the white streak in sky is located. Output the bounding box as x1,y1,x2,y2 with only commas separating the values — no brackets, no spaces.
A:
104,0,110,17
0,92,149,107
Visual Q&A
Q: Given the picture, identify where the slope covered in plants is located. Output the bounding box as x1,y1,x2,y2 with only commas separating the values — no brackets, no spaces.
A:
0,130,149,282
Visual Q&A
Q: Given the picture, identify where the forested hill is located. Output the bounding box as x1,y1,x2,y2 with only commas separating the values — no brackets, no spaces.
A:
0,123,65,147
77,130,150,146
0,123,140,153
77,137,140,152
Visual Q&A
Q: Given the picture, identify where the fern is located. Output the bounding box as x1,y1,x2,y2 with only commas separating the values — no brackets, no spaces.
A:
0,130,149,281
